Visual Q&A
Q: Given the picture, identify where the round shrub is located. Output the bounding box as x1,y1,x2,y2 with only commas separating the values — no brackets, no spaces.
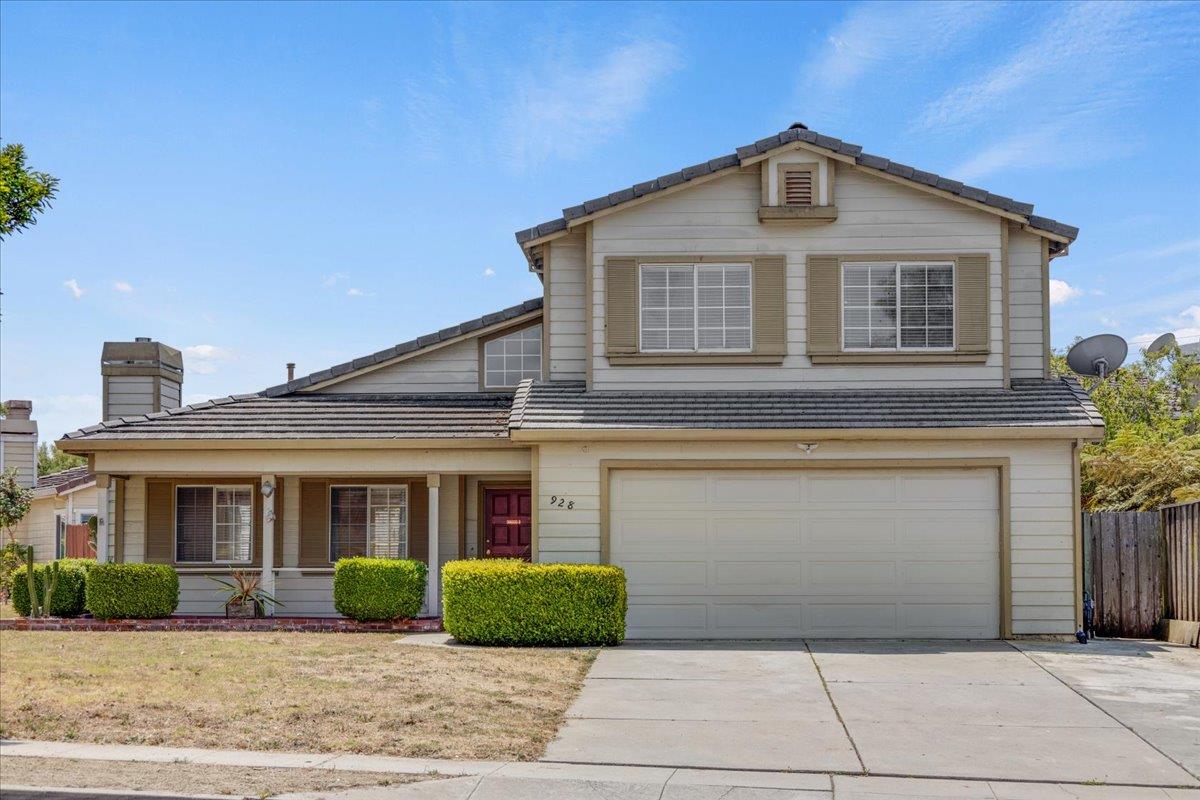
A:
333,557,427,621
11,559,93,617
442,560,626,647
85,563,179,620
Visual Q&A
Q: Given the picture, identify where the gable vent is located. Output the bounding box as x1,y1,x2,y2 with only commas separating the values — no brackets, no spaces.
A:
783,170,814,206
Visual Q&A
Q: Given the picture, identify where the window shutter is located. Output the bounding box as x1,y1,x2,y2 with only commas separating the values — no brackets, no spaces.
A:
408,480,428,564
144,479,174,563
250,484,263,567
752,255,787,356
273,480,284,568
299,479,330,566
956,254,990,354
604,257,638,355
806,255,841,356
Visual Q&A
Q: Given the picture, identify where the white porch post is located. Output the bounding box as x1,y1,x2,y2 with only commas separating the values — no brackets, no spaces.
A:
95,475,111,564
261,474,276,615
426,474,440,615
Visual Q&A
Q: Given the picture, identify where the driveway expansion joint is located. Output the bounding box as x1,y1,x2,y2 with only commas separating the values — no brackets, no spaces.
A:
804,639,866,774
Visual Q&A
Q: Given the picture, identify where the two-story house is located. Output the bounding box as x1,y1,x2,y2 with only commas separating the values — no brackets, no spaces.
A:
58,124,1103,639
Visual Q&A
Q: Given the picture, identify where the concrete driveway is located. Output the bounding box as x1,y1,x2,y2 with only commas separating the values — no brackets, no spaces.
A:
544,639,1200,788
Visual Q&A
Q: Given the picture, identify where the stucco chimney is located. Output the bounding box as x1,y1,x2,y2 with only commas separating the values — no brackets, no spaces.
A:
101,338,184,420
1,400,38,488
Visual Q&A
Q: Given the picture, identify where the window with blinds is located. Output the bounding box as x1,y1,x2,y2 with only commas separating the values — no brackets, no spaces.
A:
330,485,408,561
483,324,542,388
640,263,752,352
842,262,955,350
782,167,814,206
175,485,253,563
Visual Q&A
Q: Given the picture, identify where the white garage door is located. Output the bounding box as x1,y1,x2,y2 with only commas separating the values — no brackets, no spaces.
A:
609,468,1000,639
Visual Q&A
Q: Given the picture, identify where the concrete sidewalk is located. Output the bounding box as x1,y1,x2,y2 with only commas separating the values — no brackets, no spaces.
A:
5,740,1200,800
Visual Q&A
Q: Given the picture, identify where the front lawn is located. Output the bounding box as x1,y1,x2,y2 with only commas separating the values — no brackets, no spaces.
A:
0,631,595,760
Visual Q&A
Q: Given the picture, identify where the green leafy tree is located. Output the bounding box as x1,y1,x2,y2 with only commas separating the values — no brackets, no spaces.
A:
1053,344,1200,510
0,467,34,545
0,142,59,238
37,442,86,476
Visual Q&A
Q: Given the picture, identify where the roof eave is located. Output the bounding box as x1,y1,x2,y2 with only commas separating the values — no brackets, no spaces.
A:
509,425,1105,443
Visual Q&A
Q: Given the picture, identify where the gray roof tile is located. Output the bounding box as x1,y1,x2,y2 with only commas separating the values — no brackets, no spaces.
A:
515,123,1078,247
509,379,1103,432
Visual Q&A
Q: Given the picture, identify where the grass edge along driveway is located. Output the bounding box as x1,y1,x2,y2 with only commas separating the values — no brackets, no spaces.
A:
0,630,596,761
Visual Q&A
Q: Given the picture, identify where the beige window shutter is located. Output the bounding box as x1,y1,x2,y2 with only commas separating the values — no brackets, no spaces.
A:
955,254,990,354
752,255,787,356
604,257,639,355
299,479,330,566
144,479,174,563
806,255,841,355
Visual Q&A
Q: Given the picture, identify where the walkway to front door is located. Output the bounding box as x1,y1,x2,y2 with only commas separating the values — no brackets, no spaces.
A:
543,640,1198,786
483,486,532,559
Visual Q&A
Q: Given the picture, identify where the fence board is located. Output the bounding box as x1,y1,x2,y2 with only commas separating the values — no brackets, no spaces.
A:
1084,509,1162,638
1163,501,1199,623
64,524,95,559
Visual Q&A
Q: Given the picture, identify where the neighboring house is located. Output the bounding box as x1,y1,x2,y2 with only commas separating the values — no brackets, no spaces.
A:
10,466,99,561
57,123,1103,638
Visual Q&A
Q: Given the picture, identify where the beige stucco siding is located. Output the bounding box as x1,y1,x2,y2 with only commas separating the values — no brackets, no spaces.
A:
535,438,1077,636
1009,228,1048,378
318,336,482,393
588,167,1007,390
547,230,588,382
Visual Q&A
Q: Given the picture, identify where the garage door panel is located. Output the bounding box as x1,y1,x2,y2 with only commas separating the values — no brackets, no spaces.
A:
807,474,897,504
713,517,802,546
611,468,1000,639
805,517,898,546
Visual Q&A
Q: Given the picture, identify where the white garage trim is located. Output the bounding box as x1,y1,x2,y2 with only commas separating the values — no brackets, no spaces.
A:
600,458,1012,637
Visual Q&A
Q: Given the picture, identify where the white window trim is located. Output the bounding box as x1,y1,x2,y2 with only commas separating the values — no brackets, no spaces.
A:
174,484,255,565
638,262,754,354
328,484,410,561
840,261,956,353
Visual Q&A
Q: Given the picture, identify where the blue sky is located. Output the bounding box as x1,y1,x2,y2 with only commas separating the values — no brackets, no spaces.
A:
2,0,1198,444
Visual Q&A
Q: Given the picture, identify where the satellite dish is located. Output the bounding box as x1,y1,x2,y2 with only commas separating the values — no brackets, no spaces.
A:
1067,334,1128,379
1146,332,1177,354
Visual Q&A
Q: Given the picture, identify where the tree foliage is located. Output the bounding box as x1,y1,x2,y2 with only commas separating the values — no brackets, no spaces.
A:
1052,344,1200,510
37,443,86,476
0,142,59,238
0,468,34,544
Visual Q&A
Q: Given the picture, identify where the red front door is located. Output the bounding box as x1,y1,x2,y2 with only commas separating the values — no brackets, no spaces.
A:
484,487,533,560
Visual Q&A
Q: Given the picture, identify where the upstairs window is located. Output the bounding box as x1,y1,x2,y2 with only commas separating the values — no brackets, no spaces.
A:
639,263,752,352
842,262,954,350
482,325,542,389
330,485,408,561
176,485,253,563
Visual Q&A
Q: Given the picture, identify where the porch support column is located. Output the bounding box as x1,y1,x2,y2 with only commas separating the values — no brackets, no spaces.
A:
261,474,276,615
95,474,111,564
426,474,440,615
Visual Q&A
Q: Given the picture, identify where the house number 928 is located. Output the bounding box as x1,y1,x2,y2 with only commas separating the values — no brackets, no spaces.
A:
549,495,575,509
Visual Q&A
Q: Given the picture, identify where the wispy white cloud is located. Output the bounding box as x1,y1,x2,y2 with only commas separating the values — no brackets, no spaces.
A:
1103,238,1200,264
62,278,84,299
1127,306,1200,348
31,393,101,441
933,2,1200,180
113,281,134,293
499,36,682,171
183,344,234,375
483,267,496,278
321,272,349,288
346,287,365,297
1049,279,1083,306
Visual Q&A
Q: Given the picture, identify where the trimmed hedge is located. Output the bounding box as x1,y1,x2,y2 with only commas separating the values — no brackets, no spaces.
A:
442,560,626,646
333,558,427,621
85,563,179,620
12,559,93,617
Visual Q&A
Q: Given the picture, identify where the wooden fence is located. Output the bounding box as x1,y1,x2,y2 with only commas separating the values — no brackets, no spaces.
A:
1083,500,1200,639
1163,501,1199,625
64,524,95,559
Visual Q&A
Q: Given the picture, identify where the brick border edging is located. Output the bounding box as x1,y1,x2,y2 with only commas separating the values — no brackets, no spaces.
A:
0,615,443,633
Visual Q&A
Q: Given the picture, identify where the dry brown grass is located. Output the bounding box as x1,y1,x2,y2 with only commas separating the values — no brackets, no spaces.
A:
0,756,428,796
0,631,595,760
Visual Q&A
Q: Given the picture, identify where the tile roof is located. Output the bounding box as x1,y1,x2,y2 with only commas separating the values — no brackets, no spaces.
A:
260,298,542,398
61,394,514,442
508,378,1103,431
514,123,1079,246
35,465,95,493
